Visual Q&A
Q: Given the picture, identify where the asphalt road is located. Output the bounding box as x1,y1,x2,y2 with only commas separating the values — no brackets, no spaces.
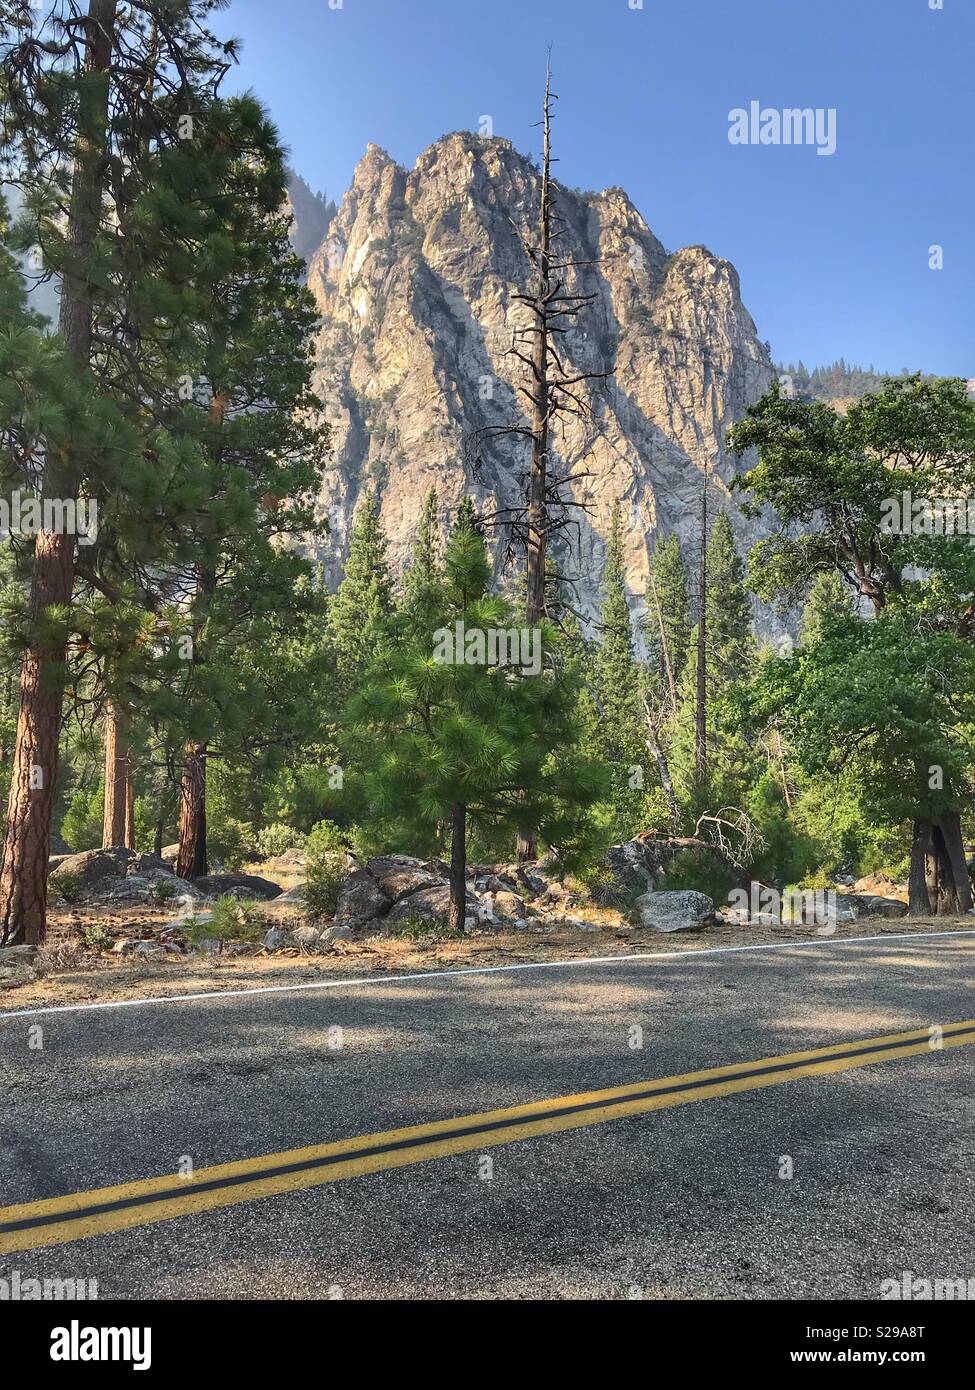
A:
1,933,974,1300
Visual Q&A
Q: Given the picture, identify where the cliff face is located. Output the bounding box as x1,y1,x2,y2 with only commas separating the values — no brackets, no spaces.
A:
288,133,776,629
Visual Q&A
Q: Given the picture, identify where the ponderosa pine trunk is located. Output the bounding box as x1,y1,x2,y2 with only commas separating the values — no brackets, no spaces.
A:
449,800,467,934
0,0,118,945
175,742,207,880
102,703,134,849
0,533,76,944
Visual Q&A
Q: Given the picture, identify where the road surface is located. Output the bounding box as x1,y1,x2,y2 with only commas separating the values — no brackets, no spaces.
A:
1,932,974,1299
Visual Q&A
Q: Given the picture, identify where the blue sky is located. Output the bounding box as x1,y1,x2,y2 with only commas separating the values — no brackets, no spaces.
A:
218,0,973,377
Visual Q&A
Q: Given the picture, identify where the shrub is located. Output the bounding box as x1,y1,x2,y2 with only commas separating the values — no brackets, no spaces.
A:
182,896,263,953
301,821,351,920
256,823,307,860
81,922,115,953
61,785,103,852
51,871,84,905
662,846,737,903
386,915,461,941
207,817,256,871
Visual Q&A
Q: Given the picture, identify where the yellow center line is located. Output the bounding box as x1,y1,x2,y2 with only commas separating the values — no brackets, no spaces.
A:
2,1020,971,1255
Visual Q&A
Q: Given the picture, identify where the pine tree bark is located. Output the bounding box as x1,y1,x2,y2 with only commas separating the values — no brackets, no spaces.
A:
0,532,76,944
101,703,131,848
175,742,207,880
0,0,118,946
448,801,467,934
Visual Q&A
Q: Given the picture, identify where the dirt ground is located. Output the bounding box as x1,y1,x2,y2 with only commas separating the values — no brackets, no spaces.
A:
2,897,971,1013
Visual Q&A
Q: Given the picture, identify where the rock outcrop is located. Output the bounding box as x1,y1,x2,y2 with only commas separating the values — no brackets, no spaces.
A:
288,135,777,630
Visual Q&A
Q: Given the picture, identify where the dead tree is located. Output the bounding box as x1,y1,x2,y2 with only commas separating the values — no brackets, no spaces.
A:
470,60,614,858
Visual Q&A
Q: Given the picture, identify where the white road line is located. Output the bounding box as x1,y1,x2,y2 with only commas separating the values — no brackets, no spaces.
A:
1,927,974,1021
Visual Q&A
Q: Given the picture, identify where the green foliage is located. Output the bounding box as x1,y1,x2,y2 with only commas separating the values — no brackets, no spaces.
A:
81,923,115,954
341,508,609,878
61,784,104,853
183,896,263,952
256,823,308,859
661,846,737,903
386,916,462,942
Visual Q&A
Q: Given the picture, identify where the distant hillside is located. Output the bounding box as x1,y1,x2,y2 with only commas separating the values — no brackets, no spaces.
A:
775,359,935,404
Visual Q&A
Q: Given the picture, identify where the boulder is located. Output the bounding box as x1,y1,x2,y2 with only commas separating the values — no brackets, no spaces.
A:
386,884,479,929
111,939,180,960
49,848,132,894
365,855,444,902
859,894,909,919
491,889,529,924
292,923,324,947
473,871,521,896
321,922,354,943
274,885,306,905
0,965,37,990
191,873,282,902
333,868,391,929
0,944,37,965
267,846,307,869
160,844,180,866
262,928,285,951
631,890,715,933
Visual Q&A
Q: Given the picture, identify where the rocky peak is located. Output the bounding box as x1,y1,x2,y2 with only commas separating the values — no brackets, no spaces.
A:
292,132,776,631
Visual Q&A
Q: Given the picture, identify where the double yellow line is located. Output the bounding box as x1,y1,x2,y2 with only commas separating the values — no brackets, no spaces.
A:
2,1020,972,1255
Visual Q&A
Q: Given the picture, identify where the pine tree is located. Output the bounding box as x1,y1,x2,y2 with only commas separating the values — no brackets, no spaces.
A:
0,0,243,943
588,502,645,838
343,510,607,929
402,488,442,613
644,532,691,717
800,572,855,647
327,492,394,697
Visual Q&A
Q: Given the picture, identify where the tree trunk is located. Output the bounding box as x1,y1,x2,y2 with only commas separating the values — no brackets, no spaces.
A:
517,67,554,864
908,818,932,915
694,470,709,786
938,808,972,914
448,800,467,934
175,742,207,880
0,0,118,946
101,703,131,848
0,532,75,945
124,759,135,851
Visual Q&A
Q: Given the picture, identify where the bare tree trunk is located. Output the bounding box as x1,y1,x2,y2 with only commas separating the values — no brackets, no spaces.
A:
0,0,118,946
175,743,207,880
102,703,130,848
648,570,678,718
516,66,555,864
908,818,932,915
694,470,709,786
448,800,467,934
645,725,679,835
938,809,972,914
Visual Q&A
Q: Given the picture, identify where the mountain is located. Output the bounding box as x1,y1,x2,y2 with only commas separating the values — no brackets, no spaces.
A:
287,133,776,632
